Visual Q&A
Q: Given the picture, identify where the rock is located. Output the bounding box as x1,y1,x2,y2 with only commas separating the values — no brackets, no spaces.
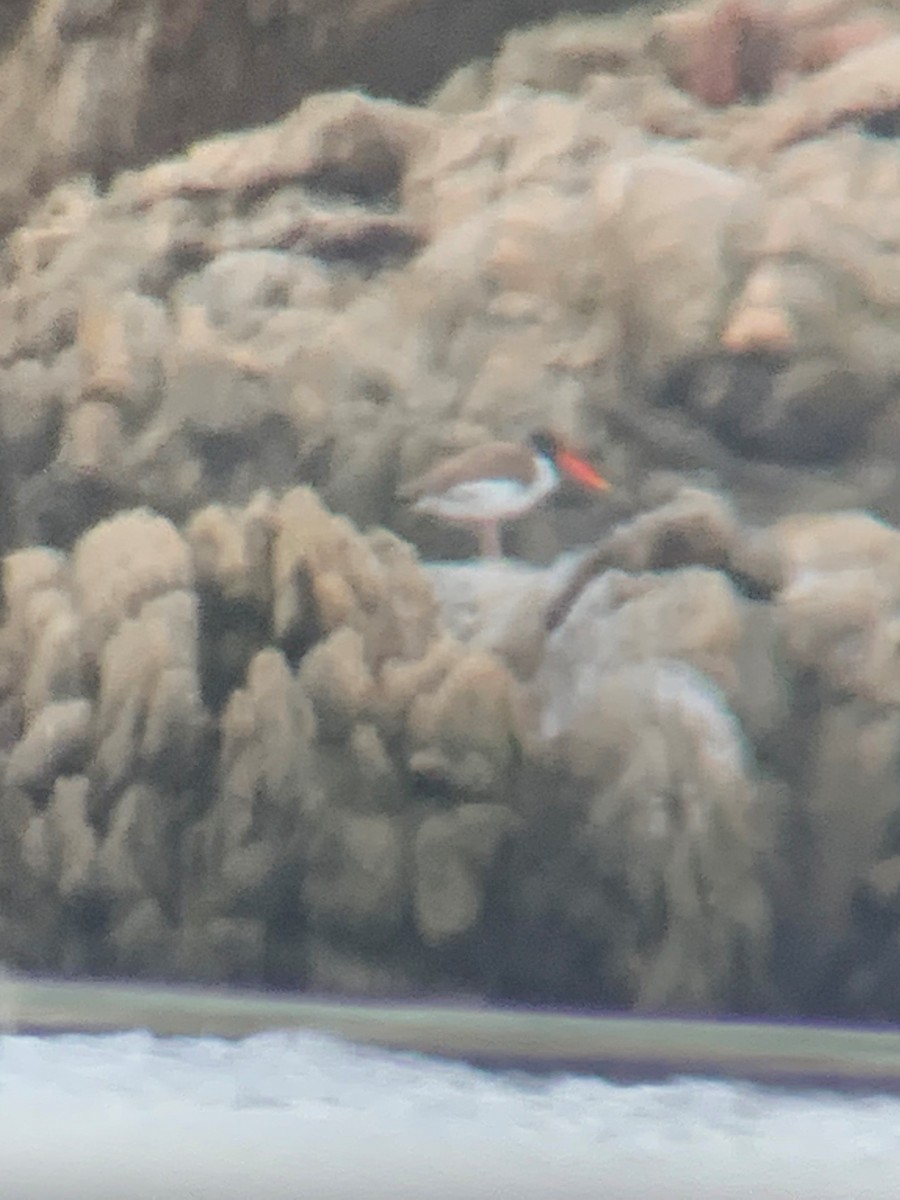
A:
596,149,759,389
538,567,742,739
175,251,331,343
656,0,894,111
794,15,893,74
2,547,67,614
2,0,900,1024
173,916,266,984
805,703,900,922
406,648,523,794
298,628,376,741
71,508,193,660
304,811,408,945
23,776,98,903
304,938,421,997
681,0,786,108
107,897,172,977
694,197,891,464
0,787,35,935
57,401,125,494
159,316,299,510
91,588,206,808
731,36,900,160
6,698,92,794
728,598,792,752
543,488,771,632
187,492,275,609
414,803,517,946
2,3,897,556
425,558,554,679
182,646,314,925
0,358,64,476
0,548,80,726
186,492,277,711
97,783,178,909
0,0,495,231
77,291,168,419
494,660,771,1011
772,512,900,703
490,15,647,98
342,723,404,814
218,647,317,820
271,487,438,662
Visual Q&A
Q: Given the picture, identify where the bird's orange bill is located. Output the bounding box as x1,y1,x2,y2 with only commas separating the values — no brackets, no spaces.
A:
556,448,611,491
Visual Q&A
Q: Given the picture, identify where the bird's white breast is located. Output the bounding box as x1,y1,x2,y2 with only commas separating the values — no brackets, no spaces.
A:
413,454,558,521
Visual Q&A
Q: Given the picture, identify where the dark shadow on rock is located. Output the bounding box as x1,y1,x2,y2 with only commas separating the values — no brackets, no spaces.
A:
195,585,273,716
16,470,129,552
0,0,28,52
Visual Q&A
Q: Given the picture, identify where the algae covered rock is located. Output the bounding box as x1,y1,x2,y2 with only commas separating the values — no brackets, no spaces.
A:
3,0,900,1022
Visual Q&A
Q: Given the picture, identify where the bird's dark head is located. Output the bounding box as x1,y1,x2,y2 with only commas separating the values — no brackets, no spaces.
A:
528,428,561,460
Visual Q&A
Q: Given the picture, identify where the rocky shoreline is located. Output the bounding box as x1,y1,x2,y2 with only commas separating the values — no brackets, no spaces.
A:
1,0,900,1019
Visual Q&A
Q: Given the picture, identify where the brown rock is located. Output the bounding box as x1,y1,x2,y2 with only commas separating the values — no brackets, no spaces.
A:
407,648,523,794
594,150,760,389
3,0,900,1023
795,15,893,73
490,16,646,98
683,0,785,107
6,698,92,794
538,567,743,739
344,722,404,813
218,646,317,820
729,36,900,160
304,811,407,943
58,400,124,480
414,803,517,945
92,588,206,807
304,938,421,997
271,486,438,663
186,494,278,711
0,0,481,231
178,646,314,952
71,508,193,661
188,652,314,912
497,660,770,1011
0,358,64,476
97,783,178,908
298,627,376,741
545,489,746,632
186,492,276,609
173,916,266,984
74,290,168,421
22,775,97,903
778,700,900,1005
772,512,900,703
2,547,68,621
0,549,81,725
107,897,172,976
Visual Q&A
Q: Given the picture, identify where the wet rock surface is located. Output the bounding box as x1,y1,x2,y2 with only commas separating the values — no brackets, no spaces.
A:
1,0,900,1018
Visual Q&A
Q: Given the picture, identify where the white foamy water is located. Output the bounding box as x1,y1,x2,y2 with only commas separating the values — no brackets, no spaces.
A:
1,1029,899,1200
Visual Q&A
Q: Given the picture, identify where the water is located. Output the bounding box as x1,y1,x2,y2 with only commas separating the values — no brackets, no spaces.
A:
2,1028,899,1199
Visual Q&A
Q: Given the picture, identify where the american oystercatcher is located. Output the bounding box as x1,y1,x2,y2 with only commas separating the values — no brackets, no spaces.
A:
399,428,610,557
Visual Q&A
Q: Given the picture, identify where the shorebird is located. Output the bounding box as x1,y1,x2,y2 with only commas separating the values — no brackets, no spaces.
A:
399,428,610,557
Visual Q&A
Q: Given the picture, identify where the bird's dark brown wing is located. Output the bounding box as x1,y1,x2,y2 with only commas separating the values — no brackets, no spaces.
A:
399,441,536,500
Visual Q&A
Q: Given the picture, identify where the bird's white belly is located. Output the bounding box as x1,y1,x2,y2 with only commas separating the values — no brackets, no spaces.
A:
415,478,547,522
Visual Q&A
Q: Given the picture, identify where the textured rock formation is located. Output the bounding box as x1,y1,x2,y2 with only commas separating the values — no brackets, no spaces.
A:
1,0,900,1019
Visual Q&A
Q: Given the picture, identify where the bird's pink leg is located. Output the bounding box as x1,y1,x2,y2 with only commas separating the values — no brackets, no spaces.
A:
476,520,503,558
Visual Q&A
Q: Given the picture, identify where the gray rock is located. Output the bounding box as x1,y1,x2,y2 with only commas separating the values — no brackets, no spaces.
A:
414,803,517,945
6,699,92,793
